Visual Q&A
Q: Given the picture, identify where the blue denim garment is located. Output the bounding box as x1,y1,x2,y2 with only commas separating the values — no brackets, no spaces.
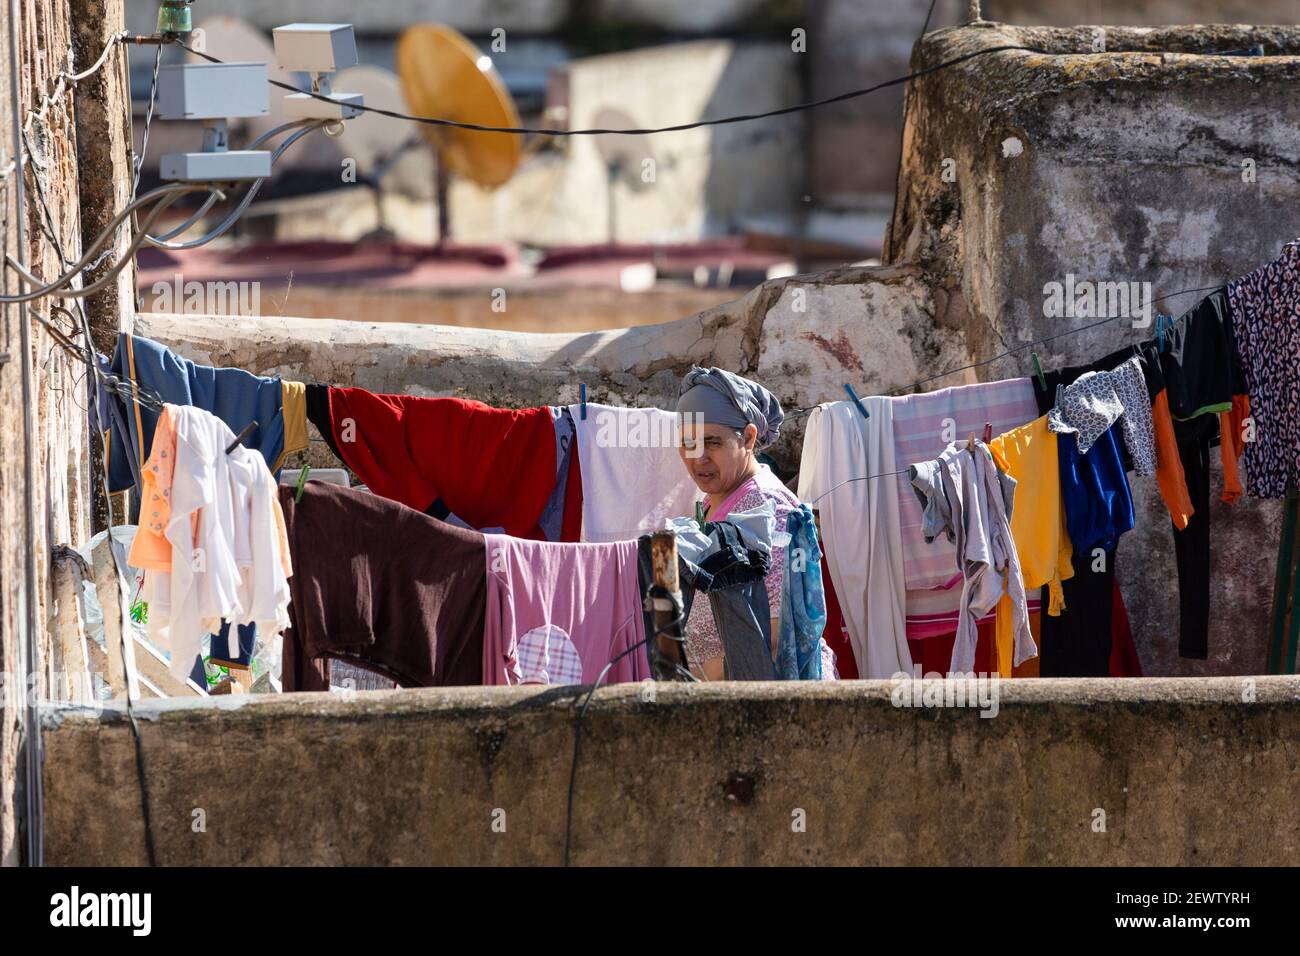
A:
775,504,826,680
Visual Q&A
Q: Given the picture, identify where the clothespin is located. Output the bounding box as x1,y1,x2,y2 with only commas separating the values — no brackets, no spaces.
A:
843,383,870,419
1156,313,1174,353
225,420,257,455
982,421,992,443
579,383,587,421
294,464,311,503
1030,352,1047,391
966,432,976,452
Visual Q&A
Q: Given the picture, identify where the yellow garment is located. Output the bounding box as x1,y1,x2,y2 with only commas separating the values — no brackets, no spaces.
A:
989,416,1073,677
276,379,309,470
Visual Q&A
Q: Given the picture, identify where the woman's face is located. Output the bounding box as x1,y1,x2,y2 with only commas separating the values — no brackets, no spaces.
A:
680,421,758,496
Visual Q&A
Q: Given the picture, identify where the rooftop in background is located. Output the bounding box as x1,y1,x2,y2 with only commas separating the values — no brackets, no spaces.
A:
133,237,837,332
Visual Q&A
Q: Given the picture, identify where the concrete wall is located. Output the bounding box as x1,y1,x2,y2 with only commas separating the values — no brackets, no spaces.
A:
40,676,1300,865
886,22,1300,678
132,262,947,473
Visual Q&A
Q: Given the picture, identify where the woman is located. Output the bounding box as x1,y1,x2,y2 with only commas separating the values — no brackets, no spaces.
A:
676,367,833,680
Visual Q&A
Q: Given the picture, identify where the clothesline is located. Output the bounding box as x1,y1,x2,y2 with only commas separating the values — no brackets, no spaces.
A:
786,282,1227,419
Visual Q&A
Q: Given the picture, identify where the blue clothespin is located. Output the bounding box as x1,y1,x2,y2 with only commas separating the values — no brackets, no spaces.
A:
1156,314,1172,353
579,383,587,420
843,383,869,419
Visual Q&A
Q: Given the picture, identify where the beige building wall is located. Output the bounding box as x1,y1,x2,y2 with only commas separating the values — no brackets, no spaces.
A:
1,0,99,865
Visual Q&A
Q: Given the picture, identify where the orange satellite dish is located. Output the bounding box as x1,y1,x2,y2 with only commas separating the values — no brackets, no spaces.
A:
396,25,521,244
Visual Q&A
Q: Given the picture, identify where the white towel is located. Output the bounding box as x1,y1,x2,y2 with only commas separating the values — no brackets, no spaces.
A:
798,399,912,679
570,403,701,543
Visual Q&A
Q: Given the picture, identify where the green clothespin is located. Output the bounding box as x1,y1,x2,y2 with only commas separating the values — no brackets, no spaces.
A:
1030,351,1047,391
695,500,708,532
294,464,310,503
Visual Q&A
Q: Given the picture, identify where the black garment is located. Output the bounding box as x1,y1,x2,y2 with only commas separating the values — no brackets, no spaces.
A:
1159,287,1244,419
689,522,775,680
304,383,346,463
1033,361,1121,675
1172,414,1218,659
1040,549,1115,677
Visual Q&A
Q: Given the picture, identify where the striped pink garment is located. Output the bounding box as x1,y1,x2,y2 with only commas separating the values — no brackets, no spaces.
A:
889,377,1040,639
906,585,1042,640
889,377,1040,596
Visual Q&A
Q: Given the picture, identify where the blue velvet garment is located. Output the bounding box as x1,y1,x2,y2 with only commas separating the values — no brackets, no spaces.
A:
776,504,827,680
1057,424,1135,553
106,332,287,494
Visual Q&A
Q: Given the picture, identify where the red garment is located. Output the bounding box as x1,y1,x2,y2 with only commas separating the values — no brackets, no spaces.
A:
327,388,557,539
561,436,584,542
908,618,1000,676
820,556,858,679
1109,577,1143,677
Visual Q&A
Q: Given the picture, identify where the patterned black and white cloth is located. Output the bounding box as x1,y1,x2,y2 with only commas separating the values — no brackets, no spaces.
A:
1228,239,1300,499
1048,356,1157,477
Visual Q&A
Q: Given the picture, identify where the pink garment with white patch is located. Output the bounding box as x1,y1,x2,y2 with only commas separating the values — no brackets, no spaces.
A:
482,534,648,686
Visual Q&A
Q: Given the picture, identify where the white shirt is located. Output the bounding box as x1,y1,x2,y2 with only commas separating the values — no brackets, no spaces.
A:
146,405,291,676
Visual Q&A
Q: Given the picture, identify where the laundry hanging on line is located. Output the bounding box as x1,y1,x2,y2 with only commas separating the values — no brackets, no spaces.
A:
93,236,1299,683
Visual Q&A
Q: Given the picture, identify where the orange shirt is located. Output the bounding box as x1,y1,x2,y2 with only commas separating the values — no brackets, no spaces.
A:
127,406,178,572
1220,394,1250,504
1152,389,1194,529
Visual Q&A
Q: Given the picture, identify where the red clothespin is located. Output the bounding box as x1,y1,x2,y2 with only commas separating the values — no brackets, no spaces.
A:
982,421,992,443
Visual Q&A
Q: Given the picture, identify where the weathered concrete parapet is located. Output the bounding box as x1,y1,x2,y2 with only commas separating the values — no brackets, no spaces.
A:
135,263,952,469
40,676,1300,865
887,21,1300,369
885,22,1300,677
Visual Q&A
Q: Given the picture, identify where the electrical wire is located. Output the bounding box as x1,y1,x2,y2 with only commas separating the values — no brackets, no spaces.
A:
8,0,43,868
132,44,163,199
563,605,689,867
143,120,328,249
786,283,1230,419
142,122,312,243
4,188,191,298
0,184,213,302
68,30,127,83
173,38,1041,137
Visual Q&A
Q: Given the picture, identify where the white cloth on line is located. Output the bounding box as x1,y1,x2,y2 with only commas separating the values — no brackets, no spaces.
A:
569,402,700,542
146,405,291,676
797,398,912,679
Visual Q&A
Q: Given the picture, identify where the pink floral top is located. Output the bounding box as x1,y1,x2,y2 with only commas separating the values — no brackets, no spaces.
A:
685,466,798,667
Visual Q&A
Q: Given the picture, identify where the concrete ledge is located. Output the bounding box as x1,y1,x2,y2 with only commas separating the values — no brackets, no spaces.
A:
132,262,947,470
41,677,1300,865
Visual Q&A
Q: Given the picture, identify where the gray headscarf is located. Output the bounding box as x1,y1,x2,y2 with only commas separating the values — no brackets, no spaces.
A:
676,366,784,448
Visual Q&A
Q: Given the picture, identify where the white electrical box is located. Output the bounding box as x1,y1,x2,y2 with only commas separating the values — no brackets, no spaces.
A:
283,91,365,121
272,23,359,73
157,62,269,120
159,150,272,182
